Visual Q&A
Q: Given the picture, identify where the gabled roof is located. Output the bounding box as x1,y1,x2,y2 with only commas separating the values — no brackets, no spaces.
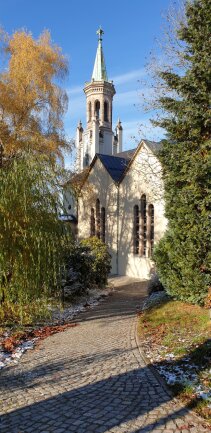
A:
117,148,136,159
117,141,161,159
64,168,89,188
64,154,129,189
142,139,162,155
117,139,162,183
64,139,161,190
96,154,130,182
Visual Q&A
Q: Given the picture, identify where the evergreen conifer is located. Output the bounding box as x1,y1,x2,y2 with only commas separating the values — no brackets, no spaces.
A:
153,0,211,304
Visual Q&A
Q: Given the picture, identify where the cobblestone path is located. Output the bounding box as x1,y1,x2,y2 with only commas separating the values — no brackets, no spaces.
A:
0,278,210,433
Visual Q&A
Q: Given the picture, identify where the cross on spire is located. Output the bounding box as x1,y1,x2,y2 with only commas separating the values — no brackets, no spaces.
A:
96,26,104,41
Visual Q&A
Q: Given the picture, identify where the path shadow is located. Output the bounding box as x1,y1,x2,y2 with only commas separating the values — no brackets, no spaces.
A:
0,346,133,392
73,280,148,325
0,342,209,433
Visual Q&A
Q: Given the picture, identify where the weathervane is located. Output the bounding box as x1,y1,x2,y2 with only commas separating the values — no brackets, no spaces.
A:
96,26,104,41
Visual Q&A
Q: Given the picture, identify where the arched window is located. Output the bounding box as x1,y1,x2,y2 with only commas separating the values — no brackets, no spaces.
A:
95,100,100,119
85,153,89,167
133,205,139,254
101,207,106,243
140,194,147,256
90,208,95,237
148,204,154,257
96,199,100,239
88,101,92,122
104,101,108,122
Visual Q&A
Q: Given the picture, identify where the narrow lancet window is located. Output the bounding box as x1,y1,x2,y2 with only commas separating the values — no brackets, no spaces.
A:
148,204,154,257
88,101,92,122
101,207,106,243
95,100,100,119
85,153,89,167
104,101,108,122
133,205,139,254
96,199,100,239
90,208,95,236
141,194,147,256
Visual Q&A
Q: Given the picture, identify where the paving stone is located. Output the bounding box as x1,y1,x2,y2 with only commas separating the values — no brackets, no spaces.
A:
0,277,210,433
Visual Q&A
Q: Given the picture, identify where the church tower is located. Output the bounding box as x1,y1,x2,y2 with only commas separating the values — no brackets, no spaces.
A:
76,28,122,171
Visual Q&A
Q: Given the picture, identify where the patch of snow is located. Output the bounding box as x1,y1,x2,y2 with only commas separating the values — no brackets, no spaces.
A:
166,353,175,360
142,291,170,310
151,357,211,404
0,338,36,370
50,287,111,323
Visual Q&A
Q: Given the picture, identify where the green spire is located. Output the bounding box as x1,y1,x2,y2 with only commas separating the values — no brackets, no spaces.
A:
92,27,108,81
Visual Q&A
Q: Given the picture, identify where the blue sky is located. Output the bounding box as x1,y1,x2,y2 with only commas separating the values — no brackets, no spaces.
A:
1,0,171,167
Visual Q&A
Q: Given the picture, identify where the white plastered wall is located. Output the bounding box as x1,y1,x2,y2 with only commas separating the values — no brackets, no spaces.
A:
63,186,77,216
118,142,168,279
77,142,168,279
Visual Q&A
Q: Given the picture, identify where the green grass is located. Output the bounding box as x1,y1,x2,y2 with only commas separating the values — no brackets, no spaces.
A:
139,300,210,357
171,382,211,422
138,298,211,423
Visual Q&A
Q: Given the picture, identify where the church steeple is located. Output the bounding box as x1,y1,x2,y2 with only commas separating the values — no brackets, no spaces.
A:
76,28,118,171
92,27,108,82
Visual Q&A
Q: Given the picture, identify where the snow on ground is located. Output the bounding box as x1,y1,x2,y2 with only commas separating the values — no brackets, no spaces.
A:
141,291,211,406
142,290,170,310
50,287,111,324
0,286,113,371
0,340,36,370
156,361,211,406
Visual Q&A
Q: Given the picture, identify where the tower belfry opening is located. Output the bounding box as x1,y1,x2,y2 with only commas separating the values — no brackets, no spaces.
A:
76,27,123,171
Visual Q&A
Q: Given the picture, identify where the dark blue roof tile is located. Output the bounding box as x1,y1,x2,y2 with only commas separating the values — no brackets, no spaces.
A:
96,154,129,182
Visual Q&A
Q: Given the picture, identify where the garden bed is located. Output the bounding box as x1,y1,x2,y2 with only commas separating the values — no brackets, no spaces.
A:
0,285,113,371
138,292,211,423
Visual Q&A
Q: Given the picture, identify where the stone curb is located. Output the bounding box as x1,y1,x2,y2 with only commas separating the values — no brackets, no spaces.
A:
134,315,173,399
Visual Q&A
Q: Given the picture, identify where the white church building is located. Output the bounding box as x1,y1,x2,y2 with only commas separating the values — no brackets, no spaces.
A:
64,28,167,279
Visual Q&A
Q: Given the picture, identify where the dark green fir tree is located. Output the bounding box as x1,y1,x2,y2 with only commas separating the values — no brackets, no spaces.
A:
153,0,211,304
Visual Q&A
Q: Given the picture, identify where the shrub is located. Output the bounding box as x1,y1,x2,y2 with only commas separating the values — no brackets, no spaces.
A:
62,237,111,298
81,237,111,287
63,243,95,296
153,233,209,305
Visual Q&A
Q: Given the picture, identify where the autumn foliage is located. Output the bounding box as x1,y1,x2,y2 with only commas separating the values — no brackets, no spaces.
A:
0,29,69,159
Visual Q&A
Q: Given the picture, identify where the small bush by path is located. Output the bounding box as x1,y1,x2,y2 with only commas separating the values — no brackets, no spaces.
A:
62,237,111,299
